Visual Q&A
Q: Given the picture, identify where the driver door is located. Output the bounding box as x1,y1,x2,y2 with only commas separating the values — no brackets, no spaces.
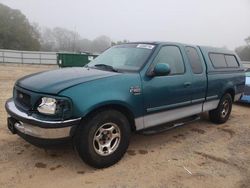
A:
142,45,193,128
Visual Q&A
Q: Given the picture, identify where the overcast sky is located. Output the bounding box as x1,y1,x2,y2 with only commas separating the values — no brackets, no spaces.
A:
0,0,249,50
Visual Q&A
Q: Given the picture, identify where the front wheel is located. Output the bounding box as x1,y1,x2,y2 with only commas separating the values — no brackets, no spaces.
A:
74,109,131,168
209,93,232,124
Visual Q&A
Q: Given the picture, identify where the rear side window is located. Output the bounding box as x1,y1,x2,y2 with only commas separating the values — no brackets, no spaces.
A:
185,47,203,74
225,55,239,67
153,46,185,75
209,53,227,68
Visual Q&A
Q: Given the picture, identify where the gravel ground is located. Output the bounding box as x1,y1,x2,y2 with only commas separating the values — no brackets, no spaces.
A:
0,63,250,188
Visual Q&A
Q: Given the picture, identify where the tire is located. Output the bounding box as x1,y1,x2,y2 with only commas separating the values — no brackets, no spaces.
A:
74,109,131,168
209,93,233,124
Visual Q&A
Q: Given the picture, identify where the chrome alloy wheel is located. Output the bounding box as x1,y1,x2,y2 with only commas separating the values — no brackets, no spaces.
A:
221,100,229,118
93,123,121,156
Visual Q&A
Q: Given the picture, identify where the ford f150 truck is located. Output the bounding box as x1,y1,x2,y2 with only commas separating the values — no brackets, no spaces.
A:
5,42,245,168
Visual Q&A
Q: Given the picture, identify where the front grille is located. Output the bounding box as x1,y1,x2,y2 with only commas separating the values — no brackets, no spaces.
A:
244,85,250,95
15,89,31,109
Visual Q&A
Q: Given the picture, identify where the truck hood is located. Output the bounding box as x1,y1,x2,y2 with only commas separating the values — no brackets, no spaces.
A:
16,67,118,94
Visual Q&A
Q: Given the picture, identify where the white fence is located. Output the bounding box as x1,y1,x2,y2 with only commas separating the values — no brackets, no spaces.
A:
0,49,57,65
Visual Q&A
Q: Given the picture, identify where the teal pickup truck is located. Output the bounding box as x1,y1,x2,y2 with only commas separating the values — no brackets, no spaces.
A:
5,42,245,168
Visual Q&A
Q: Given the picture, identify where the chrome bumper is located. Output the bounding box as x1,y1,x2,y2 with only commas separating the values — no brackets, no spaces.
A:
5,99,81,139
13,121,72,139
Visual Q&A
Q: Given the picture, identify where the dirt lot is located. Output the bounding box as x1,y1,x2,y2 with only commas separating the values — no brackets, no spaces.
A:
0,63,250,188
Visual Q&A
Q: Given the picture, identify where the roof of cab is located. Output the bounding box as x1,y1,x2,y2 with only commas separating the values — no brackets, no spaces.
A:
198,45,235,55
125,41,236,54
129,41,189,46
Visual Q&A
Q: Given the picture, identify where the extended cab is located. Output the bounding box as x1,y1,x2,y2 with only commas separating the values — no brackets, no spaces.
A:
5,42,245,168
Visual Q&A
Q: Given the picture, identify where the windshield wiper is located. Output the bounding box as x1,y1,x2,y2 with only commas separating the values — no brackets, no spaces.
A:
94,64,119,72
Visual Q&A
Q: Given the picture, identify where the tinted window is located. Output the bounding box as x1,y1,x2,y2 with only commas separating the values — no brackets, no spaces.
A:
225,55,239,67
209,53,227,68
153,46,185,74
185,47,203,74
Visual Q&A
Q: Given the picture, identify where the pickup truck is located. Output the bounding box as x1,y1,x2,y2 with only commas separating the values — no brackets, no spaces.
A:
5,42,245,168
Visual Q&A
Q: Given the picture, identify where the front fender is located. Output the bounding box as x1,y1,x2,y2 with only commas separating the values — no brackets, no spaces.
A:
59,73,144,119
83,100,135,117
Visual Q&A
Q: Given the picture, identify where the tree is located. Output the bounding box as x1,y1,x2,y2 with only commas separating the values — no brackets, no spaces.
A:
53,27,81,51
39,27,56,51
40,27,112,53
111,39,129,46
77,38,92,53
40,27,81,52
235,45,250,61
235,35,250,61
91,35,111,53
0,3,40,50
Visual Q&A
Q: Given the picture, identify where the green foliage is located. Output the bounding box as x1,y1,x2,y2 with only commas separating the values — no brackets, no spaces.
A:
0,3,125,53
0,3,40,50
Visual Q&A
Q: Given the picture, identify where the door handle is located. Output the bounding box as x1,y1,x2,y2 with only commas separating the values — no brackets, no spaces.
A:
184,82,192,87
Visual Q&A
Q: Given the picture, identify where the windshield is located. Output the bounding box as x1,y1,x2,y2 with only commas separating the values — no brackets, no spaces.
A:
87,43,155,71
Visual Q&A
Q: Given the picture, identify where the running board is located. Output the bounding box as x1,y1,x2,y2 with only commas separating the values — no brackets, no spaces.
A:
139,115,200,135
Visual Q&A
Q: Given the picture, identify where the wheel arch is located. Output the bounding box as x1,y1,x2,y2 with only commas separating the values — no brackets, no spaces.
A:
80,103,136,132
224,88,235,101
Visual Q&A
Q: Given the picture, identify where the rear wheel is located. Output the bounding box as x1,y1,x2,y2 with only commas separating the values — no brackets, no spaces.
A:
209,93,232,124
74,109,131,168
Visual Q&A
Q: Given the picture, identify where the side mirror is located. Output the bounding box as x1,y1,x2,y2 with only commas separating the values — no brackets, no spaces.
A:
152,63,171,76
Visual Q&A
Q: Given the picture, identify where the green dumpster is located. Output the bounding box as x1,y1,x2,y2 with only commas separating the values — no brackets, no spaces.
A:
57,52,98,67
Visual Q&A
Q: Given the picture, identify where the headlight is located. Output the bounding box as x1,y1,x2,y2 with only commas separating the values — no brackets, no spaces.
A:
37,97,57,115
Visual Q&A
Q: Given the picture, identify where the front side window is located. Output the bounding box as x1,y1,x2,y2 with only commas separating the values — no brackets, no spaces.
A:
87,44,155,71
185,46,203,74
153,46,185,75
